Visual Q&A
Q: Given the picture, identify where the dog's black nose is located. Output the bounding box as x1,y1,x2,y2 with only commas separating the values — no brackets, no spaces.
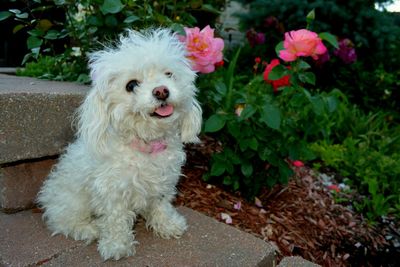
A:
152,86,169,100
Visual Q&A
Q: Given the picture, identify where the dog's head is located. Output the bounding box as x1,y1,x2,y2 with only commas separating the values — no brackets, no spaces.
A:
77,29,202,154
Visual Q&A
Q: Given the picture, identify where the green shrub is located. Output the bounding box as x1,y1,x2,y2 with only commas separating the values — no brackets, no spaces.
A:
199,42,343,197
2,0,224,81
311,139,400,221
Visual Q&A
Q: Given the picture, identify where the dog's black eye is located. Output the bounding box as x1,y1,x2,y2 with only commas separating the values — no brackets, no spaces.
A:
126,80,140,92
165,72,173,78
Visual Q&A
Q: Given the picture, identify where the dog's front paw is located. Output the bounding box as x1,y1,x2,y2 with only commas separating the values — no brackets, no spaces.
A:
71,223,99,244
97,237,138,261
151,212,188,239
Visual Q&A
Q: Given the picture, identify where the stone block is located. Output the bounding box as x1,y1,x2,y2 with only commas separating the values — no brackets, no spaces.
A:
0,74,88,164
0,158,56,212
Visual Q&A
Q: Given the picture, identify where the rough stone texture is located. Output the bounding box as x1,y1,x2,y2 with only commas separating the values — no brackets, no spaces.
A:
0,158,56,212
0,74,89,164
0,206,276,267
0,68,17,75
0,208,80,267
277,256,321,267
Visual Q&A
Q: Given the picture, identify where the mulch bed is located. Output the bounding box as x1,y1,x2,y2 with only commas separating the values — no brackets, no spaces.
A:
176,136,400,267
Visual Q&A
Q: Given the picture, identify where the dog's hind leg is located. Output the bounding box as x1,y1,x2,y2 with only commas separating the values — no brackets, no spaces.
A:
37,176,99,243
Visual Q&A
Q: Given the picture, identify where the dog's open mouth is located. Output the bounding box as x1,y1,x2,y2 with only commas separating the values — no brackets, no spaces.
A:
151,103,174,118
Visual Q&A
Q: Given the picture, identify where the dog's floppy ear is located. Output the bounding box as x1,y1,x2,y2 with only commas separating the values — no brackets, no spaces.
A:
76,87,110,156
180,98,202,143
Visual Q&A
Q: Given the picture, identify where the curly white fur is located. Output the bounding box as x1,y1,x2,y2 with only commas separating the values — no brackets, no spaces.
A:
37,28,202,260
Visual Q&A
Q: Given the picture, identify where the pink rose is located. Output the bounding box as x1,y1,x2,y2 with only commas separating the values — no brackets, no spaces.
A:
179,25,224,74
279,29,327,62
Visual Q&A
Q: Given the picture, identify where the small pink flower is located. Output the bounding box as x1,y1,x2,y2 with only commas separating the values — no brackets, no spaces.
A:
220,213,232,224
279,29,327,62
179,25,224,74
255,197,263,208
233,201,242,210
292,160,304,167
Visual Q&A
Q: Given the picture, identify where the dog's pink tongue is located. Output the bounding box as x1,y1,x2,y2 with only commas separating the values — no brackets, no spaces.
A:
154,104,174,117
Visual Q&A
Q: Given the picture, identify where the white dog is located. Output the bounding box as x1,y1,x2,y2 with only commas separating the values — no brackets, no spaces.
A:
37,28,202,260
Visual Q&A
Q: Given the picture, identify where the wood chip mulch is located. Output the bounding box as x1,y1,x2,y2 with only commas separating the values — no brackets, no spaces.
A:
176,136,400,267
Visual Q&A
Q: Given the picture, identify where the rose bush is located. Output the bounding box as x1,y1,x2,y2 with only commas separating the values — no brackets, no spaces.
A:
198,25,342,197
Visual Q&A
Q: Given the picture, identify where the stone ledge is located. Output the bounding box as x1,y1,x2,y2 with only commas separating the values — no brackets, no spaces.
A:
0,206,276,267
0,158,56,212
0,74,89,164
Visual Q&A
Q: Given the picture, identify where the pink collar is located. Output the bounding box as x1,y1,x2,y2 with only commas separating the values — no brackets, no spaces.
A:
130,139,167,154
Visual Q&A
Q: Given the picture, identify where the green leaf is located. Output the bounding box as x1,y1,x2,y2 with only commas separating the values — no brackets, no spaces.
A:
87,16,103,26
326,95,339,113
28,29,45,37
21,53,32,65
100,0,124,14
248,137,259,151
278,162,293,184
275,41,284,57
297,60,311,70
227,121,240,139
16,12,28,19
223,176,232,185
319,32,338,49
0,11,12,21
44,30,59,40
204,114,226,132
105,15,118,26
239,105,256,120
224,48,241,110
215,81,227,95
241,162,253,177
261,104,281,130
201,4,221,14
170,23,185,35
267,64,287,81
211,161,225,176
368,178,378,196
9,9,21,14
298,72,315,85
27,36,43,49
124,15,139,24
310,95,325,115
13,24,25,33
259,147,272,161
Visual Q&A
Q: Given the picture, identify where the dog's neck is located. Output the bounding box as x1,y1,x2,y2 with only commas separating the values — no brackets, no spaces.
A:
130,138,167,154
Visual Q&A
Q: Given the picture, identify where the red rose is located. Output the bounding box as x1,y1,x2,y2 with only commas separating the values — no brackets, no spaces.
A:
263,59,290,92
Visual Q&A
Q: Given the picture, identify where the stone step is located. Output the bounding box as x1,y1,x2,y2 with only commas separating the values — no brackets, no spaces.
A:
0,73,88,211
0,206,276,267
0,73,88,165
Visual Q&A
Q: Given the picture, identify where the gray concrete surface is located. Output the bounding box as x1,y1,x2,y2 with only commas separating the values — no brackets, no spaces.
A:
277,256,321,267
0,206,276,267
0,74,89,164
